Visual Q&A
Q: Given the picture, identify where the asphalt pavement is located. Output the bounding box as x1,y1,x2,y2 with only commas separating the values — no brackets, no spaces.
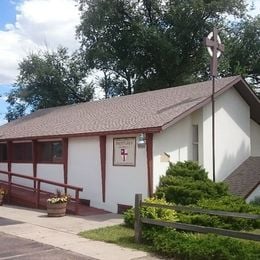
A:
0,232,96,260
0,205,160,260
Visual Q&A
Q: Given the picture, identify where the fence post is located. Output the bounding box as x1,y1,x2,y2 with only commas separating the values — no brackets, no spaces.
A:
134,193,142,243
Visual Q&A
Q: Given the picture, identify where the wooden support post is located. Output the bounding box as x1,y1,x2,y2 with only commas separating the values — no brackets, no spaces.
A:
63,138,68,194
7,141,12,173
134,193,142,243
146,133,153,197
36,181,41,208
75,190,80,215
99,136,106,202
7,171,12,203
32,140,37,191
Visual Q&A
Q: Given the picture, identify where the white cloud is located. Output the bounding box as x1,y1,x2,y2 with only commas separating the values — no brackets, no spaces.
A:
247,0,260,17
0,0,80,85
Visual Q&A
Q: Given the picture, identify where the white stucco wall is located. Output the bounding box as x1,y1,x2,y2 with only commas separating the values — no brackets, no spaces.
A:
246,185,260,203
0,163,8,182
68,136,102,207
68,135,147,212
203,88,251,181
250,120,260,156
37,164,64,193
11,163,34,188
105,135,147,212
153,115,194,190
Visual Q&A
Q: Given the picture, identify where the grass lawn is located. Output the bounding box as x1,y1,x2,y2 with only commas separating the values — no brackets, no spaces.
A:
79,225,154,253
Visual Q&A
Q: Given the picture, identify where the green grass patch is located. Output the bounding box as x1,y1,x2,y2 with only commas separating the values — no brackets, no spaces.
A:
79,225,154,252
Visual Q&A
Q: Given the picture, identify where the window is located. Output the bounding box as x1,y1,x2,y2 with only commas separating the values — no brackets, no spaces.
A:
0,143,7,162
192,125,199,161
12,142,33,162
38,141,63,163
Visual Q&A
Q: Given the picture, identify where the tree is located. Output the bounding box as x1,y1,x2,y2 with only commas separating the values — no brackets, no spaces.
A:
98,71,126,98
6,47,94,121
77,0,247,95
220,15,260,95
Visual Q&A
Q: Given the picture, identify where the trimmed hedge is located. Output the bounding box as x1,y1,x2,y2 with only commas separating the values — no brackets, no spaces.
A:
124,197,178,228
155,161,229,205
145,228,260,259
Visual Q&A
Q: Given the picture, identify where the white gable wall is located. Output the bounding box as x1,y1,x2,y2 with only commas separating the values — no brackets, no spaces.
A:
203,88,251,181
153,115,193,190
250,119,260,156
246,185,260,203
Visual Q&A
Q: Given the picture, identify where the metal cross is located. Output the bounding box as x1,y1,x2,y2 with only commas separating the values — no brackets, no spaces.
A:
204,28,224,77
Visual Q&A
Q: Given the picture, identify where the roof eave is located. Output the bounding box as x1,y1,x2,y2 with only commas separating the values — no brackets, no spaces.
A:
0,126,162,142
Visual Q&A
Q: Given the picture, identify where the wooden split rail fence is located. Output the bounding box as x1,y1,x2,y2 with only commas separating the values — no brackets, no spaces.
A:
134,194,260,243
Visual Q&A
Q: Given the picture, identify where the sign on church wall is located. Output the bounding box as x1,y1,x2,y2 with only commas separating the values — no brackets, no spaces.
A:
113,137,136,166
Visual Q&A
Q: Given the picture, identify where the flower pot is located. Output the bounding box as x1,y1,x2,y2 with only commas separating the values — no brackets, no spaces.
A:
0,194,3,206
47,202,67,217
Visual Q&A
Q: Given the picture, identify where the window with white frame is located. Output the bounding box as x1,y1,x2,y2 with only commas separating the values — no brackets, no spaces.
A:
192,125,199,161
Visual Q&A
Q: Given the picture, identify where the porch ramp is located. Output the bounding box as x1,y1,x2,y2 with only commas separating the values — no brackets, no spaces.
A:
0,170,109,216
5,185,108,216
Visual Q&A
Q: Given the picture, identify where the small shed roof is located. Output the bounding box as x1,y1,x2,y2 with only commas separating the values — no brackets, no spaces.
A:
0,75,259,141
224,157,260,198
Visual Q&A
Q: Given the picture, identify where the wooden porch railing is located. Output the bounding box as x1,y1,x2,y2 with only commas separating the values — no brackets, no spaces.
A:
0,170,83,214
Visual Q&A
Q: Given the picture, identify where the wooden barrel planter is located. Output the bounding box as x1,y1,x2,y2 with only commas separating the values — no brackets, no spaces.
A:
47,202,67,217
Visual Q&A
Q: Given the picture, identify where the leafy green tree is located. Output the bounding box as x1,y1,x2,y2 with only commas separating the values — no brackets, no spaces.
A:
6,47,94,121
98,71,126,98
220,15,260,95
77,0,247,95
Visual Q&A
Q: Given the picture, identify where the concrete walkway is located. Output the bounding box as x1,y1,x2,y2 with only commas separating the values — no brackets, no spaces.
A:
0,205,159,260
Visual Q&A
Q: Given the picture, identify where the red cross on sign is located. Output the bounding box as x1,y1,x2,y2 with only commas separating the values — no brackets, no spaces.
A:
121,148,128,161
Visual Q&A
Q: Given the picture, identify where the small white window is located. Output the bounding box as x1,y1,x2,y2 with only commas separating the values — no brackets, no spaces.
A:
192,125,199,161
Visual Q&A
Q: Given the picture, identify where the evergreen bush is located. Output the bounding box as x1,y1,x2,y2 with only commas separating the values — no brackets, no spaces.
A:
147,228,260,259
155,161,229,205
123,197,178,228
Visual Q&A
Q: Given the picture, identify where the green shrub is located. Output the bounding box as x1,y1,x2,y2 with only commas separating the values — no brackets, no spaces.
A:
165,161,208,180
123,197,178,228
155,161,229,205
198,196,260,214
176,196,260,231
147,228,260,259
178,212,258,230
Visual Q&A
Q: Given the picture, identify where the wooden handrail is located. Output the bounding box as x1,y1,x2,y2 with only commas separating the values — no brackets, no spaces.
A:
0,170,83,191
0,170,83,214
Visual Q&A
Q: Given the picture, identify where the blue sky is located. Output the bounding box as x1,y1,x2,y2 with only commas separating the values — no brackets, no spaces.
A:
0,0,80,124
0,1,19,29
0,0,259,125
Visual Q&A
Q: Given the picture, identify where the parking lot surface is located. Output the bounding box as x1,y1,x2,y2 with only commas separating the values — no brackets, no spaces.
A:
0,232,97,260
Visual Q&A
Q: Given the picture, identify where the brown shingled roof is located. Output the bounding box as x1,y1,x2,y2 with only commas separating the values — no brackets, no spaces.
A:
224,157,260,198
0,75,258,140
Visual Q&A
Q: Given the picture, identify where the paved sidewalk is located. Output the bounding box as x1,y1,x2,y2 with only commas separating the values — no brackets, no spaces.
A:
0,205,159,260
